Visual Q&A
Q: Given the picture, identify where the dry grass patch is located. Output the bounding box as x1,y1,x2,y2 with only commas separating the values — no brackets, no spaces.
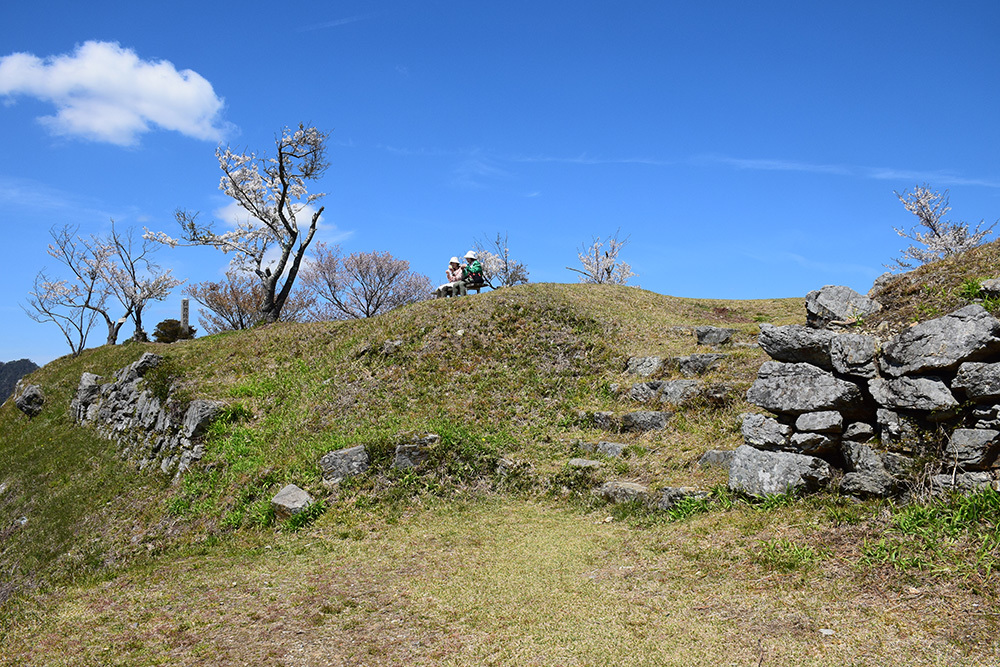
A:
5,498,999,666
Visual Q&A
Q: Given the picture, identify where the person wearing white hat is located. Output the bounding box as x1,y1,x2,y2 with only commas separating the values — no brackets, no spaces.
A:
458,250,485,296
435,256,464,298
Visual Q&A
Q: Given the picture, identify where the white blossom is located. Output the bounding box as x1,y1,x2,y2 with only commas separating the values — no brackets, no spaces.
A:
889,185,996,271
571,230,636,285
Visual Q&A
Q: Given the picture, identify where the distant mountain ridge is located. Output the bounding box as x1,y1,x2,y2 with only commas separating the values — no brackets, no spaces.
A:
0,358,39,402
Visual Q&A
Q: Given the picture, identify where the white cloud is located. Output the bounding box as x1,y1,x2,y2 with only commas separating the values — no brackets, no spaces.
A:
0,41,230,146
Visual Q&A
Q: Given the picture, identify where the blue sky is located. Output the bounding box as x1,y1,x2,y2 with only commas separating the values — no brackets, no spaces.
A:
2,1,998,365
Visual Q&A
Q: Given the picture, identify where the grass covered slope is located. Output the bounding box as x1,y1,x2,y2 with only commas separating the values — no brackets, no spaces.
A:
868,238,1000,333
2,282,1000,666
0,284,800,602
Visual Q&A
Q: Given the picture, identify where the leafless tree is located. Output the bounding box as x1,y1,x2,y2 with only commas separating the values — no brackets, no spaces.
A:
299,243,432,320
889,184,997,271
24,223,182,354
149,124,329,324
184,269,311,334
474,232,529,288
567,228,636,285
106,222,183,342
37,225,121,346
23,270,100,357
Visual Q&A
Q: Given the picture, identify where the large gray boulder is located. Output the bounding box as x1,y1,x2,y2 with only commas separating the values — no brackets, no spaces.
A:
931,472,995,493
182,400,224,439
658,380,703,405
655,486,710,510
840,442,899,498
843,422,875,442
879,305,1000,377
841,470,898,498
795,411,843,434
628,381,663,402
728,445,833,496
115,352,162,383
789,431,839,456
758,324,834,370
740,413,792,450
868,377,959,415
597,481,649,504
945,429,1000,470
697,450,734,468
830,334,879,379
952,362,1000,402
629,380,703,405
71,372,104,423
805,285,881,329
320,445,371,484
746,362,865,416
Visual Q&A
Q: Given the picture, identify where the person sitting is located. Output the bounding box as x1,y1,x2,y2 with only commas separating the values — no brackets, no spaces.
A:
458,250,485,296
435,257,464,298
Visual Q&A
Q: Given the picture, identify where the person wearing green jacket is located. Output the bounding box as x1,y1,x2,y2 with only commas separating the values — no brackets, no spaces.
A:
458,250,485,296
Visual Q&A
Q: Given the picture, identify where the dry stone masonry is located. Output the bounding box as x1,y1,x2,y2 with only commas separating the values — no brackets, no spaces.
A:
70,352,223,477
735,285,1000,498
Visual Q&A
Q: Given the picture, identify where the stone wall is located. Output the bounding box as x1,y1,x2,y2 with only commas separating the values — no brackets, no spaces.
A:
735,292,1000,498
70,352,223,478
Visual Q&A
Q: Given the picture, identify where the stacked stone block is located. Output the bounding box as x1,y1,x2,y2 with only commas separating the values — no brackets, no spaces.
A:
736,299,1000,498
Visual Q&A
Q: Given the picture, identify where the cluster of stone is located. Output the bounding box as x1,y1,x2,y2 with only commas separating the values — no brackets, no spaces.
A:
564,440,710,510
735,289,1000,498
623,325,736,412
317,433,443,486
70,353,223,477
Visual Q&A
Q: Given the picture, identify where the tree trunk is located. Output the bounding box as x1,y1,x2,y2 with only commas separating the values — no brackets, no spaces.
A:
132,306,149,342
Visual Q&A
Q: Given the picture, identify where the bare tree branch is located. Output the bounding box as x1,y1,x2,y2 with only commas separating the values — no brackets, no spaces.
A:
474,232,529,288
184,269,311,334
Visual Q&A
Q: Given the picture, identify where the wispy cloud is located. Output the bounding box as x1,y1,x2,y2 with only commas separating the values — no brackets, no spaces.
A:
700,154,1000,188
510,153,672,166
861,167,1000,188
299,14,379,32
699,155,852,176
451,157,514,189
0,41,231,146
0,175,110,220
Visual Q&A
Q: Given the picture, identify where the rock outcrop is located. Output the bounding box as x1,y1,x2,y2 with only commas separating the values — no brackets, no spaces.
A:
70,353,223,477
734,300,1000,498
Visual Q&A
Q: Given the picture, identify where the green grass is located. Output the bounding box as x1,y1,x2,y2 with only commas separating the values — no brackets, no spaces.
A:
3,282,1000,665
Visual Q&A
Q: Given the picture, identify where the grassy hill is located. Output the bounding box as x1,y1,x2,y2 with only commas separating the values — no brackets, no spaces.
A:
1,281,999,666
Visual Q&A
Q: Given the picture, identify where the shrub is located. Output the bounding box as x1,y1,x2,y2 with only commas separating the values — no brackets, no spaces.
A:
152,318,196,343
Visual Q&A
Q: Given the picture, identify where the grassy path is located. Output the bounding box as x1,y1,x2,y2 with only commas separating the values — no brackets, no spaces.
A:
4,497,997,666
